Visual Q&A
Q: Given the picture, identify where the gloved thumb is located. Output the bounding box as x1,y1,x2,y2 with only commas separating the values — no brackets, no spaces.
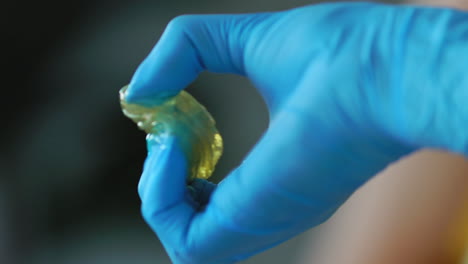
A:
138,136,195,245
138,135,217,262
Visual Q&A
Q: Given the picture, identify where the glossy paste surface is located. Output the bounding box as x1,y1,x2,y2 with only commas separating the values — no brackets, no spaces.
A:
120,85,223,180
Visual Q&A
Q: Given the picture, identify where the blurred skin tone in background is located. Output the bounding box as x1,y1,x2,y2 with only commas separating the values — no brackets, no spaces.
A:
299,151,468,264
2,0,467,264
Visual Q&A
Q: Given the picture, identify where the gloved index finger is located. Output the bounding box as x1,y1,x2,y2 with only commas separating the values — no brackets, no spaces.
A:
125,14,260,106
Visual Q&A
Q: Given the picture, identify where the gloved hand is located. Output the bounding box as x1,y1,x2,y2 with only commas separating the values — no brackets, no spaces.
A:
126,2,468,263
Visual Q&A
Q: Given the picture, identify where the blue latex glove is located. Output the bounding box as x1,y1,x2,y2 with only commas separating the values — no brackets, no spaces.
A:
126,2,468,263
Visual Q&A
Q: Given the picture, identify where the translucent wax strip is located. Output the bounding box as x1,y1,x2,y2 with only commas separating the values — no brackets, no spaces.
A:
119,85,223,181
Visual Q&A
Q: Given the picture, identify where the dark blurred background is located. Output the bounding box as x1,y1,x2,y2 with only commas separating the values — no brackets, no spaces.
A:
10,0,468,264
